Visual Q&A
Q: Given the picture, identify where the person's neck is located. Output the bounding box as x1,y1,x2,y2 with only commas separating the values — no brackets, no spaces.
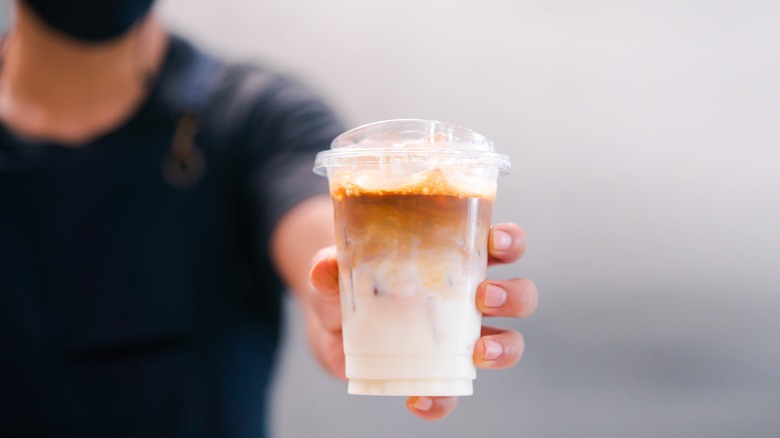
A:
0,2,168,145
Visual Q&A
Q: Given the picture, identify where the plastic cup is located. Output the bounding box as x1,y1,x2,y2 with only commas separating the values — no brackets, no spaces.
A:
313,119,510,396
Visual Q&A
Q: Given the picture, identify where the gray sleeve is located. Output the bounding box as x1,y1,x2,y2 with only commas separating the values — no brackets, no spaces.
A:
235,70,345,255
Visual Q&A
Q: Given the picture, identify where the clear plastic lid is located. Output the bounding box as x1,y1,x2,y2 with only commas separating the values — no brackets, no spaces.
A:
313,119,511,176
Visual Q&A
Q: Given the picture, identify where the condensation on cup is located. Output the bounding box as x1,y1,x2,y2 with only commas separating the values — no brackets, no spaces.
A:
313,119,511,396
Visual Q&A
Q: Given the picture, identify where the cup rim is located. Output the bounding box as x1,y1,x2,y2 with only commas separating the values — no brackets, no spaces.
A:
313,119,511,176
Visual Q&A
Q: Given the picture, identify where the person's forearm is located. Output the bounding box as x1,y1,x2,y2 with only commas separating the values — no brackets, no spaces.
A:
270,195,334,296
270,195,339,373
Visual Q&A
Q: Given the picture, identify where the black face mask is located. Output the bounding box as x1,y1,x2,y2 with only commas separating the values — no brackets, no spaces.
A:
22,0,156,42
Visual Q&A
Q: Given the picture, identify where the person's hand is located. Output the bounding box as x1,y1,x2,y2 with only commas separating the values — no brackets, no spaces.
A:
308,223,538,420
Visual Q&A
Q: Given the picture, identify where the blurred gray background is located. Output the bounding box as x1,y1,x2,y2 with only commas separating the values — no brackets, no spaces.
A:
3,0,779,437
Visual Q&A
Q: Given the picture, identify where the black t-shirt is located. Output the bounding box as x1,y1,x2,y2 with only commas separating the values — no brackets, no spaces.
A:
0,35,343,437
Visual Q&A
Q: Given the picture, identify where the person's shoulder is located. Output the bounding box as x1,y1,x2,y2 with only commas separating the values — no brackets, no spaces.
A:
215,58,328,123
173,37,322,115
163,34,342,150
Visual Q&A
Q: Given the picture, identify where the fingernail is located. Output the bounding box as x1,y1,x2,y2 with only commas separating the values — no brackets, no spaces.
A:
492,229,512,251
483,338,503,361
484,284,507,308
413,396,433,412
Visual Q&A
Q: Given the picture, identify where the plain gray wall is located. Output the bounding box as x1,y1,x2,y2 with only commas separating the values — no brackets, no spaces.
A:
2,0,778,437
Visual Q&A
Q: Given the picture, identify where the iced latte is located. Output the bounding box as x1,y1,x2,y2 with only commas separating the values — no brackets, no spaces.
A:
314,120,510,396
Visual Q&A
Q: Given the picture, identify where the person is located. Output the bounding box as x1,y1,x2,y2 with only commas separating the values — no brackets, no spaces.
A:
0,0,538,436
